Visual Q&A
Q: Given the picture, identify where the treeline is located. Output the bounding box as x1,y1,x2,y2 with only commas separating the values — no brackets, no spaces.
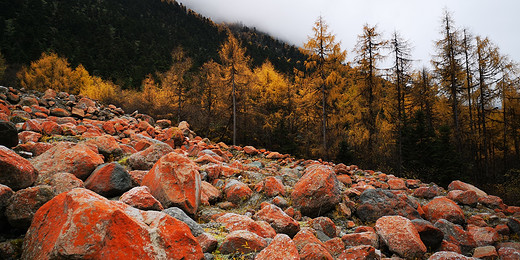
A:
2,3,520,204
0,0,305,88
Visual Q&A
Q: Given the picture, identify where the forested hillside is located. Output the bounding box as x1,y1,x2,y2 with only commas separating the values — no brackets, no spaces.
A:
1,0,520,204
0,0,304,87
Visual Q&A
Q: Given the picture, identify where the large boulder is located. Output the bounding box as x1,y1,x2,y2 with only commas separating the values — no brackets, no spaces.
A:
254,203,300,237
337,245,379,260
218,230,267,255
448,180,487,198
84,162,132,197
22,188,203,260
119,186,163,211
224,179,252,204
375,215,427,258
127,142,174,170
428,251,475,260
0,122,18,148
291,165,341,217
411,219,444,250
356,188,421,223
0,145,38,190
217,213,276,239
434,219,477,255
423,197,466,225
5,185,55,229
255,234,299,260
162,207,204,237
31,142,104,180
141,152,201,215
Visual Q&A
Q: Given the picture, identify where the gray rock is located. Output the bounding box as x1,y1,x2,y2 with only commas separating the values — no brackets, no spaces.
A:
163,207,204,237
355,188,421,223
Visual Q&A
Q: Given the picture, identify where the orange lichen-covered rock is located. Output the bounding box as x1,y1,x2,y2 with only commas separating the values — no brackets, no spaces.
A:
256,234,299,260
337,245,379,260
254,203,300,237
300,242,334,260
200,181,221,206
256,176,285,197
217,213,276,238
291,164,341,217
127,142,174,170
0,145,38,190
141,152,201,215
375,215,426,258
448,180,487,198
31,142,104,180
119,186,164,211
22,188,203,260
341,231,379,248
224,180,252,204
218,230,267,255
84,162,132,197
423,197,466,225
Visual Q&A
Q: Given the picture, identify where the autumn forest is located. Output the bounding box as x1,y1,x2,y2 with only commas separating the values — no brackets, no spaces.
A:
1,0,520,204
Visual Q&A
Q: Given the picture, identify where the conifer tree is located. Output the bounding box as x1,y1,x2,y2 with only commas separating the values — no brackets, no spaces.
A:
432,10,465,152
303,16,346,158
219,31,251,145
352,24,387,161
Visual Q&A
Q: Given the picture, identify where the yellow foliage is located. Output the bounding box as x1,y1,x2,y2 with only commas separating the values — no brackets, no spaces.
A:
18,52,83,94
79,76,118,104
18,52,119,104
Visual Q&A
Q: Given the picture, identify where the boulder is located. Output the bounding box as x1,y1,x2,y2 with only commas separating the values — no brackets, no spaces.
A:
39,172,84,195
163,207,204,237
423,197,466,225
257,176,285,197
291,165,341,217
141,152,201,215
323,237,346,257
413,185,441,199
473,246,498,259
448,180,487,198
428,251,475,260
356,188,421,223
388,178,407,190
293,228,329,256
197,233,218,253
31,142,104,180
40,121,62,135
341,231,379,248
375,215,427,258
255,234,299,260
127,142,174,170
254,203,300,237
243,146,259,155
84,135,123,157
224,179,252,204
119,186,163,211
434,219,477,255
299,242,334,260
0,121,18,148
411,219,444,250
18,131,42,143
217,213,276,238
5,185,55,229
0,184,14,231
200,181,221,206
0,145,38,190
218,230,267,255
22,188,203,259
309,216,337,240
450,190,478,207
84,162,132,197
498,247,520,260
337,245,379,260
468,225,499,247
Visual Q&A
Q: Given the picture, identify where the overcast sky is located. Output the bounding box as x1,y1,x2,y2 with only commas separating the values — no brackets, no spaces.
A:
179,0,520,69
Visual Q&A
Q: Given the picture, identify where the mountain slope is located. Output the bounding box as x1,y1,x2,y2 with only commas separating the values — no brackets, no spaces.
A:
0,0,306,88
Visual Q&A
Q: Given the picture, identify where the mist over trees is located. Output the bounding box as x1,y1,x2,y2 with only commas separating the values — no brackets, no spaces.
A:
2,1,520,204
